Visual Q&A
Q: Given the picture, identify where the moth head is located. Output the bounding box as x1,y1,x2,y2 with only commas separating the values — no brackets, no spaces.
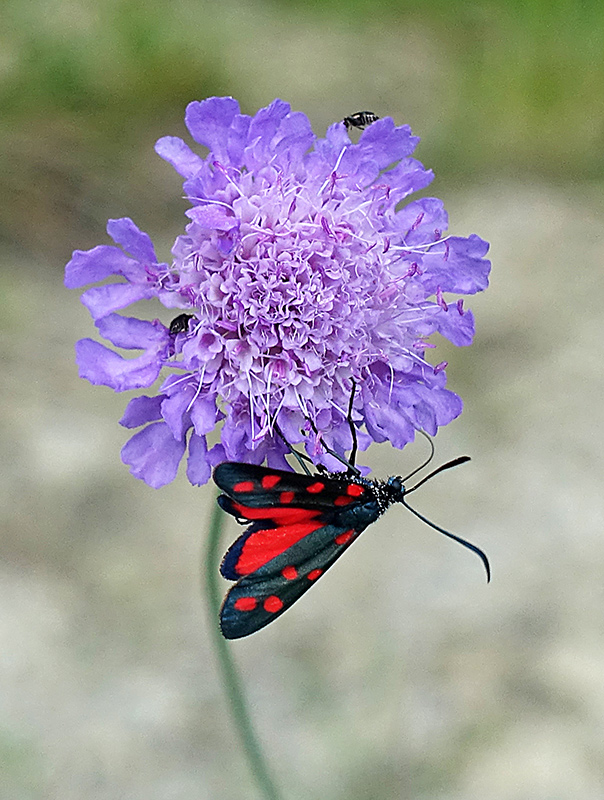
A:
386,476,405,500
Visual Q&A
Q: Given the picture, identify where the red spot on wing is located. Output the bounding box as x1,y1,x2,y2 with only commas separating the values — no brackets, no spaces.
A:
347,483,364,497
262,474,281,489
232,501,321,524
282,566,298,580
307,569,322,581
306,481,325,494
235,519,324,574
280,491,295,504
334,495,352,506
233,480,255,493
263,596,283,613
335,529,354,545
234,597,257,611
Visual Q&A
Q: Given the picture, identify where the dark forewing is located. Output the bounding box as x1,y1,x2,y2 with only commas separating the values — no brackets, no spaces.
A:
213,462,368,510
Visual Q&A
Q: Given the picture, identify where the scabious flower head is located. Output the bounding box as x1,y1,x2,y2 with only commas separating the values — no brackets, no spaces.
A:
65,97,490,488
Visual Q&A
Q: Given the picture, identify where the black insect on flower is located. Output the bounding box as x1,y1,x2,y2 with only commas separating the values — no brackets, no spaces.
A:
169,313,194,335
342,111,380,130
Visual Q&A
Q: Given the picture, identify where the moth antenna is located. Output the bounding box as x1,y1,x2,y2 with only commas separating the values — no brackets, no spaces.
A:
401,430,435,482
401,498,490,582
406,455,470,494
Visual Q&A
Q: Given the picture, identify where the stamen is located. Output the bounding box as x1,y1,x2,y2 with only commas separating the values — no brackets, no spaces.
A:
186,196,236,212
186,366,206,412
317,146,348,195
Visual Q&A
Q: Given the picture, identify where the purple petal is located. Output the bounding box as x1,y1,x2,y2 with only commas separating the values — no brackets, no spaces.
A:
421,235,491,294
186,206,239,230
405,385,463,434
358,118,420,169
380,158,434,204
120,395,164,428
190,394,218,436
96,314,168,350
432,307,476,346
225,113,252,167
393,198,449,241
154,136,205,178
64,246,144,288
106,218,157,263
207,443,227,467
220,414,247,460
186,433,212,485
270,111,314,167
243,99,293,169
121,422,186,488
161,391,192,441
185,97,243,163
75,339,162,391
81,283,156,320
363,402,415,449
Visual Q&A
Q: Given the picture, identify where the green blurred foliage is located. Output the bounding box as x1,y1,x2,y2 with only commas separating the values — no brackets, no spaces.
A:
1,0,603,258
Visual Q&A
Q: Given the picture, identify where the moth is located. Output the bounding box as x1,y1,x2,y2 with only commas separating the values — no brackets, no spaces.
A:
213,434,489,639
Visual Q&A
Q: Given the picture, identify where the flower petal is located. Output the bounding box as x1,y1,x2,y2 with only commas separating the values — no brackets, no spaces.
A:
358,118,420,168
96,314,168,350
186,205,239,230
161,390,192,441
186,433,212,485
421,235,491,295
106,218,157,263
190,394,219,436
432,306,476,346
81,283,156,320
75,339,162,391
155,135,205,179
64,246,144,288
120,395,164,428
185,97,244,164
121,422,186,488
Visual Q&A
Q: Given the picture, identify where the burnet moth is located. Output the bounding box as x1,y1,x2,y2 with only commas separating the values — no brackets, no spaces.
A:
213,387,490,640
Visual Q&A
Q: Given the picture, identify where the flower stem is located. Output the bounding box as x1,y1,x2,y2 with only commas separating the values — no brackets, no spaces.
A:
203,497,283,800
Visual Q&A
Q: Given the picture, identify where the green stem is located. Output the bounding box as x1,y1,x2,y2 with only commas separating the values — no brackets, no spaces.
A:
204,497,283,800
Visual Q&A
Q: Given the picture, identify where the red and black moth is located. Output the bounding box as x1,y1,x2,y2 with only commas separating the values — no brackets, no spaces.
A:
213,444,490,639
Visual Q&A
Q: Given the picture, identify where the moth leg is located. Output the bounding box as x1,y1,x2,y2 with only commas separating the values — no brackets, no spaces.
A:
305,416,361,477
347,379,358,469
273,422,313,476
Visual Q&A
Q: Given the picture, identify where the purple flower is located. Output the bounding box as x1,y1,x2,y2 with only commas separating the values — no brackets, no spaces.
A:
65,97,490,488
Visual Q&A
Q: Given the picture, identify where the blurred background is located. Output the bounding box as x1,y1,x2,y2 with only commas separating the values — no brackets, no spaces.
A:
2,1,604,798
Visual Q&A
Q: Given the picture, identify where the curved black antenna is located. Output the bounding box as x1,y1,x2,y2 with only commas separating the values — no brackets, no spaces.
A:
402,430,436,483
406,455,471,495
401,497,490,582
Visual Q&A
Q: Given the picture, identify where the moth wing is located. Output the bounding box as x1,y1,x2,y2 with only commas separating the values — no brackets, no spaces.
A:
213,462,368,510
220,520,365,639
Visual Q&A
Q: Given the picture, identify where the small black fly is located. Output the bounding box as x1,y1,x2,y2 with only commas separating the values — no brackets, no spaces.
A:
169,313,194,335
343,111,379,131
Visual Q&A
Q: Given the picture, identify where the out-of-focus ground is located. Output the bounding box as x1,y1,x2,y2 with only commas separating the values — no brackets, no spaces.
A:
2,3,604,799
